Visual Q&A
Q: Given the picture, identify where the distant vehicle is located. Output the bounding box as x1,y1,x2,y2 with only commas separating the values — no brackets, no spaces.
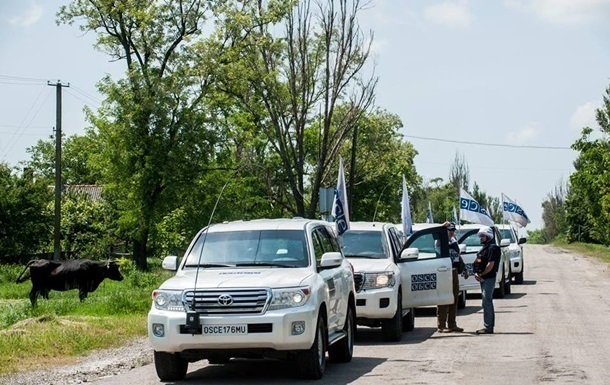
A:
148,218,356,381
456,224,512,299
497,224,527,284
341,222,454,341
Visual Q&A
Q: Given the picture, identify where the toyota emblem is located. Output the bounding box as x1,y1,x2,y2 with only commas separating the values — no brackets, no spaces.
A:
217,294,233,306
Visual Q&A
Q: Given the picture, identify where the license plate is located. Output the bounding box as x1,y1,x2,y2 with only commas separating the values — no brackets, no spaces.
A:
202,324,248,335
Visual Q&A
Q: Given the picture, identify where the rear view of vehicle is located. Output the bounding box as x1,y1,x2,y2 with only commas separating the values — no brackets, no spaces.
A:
148,218,356,381
497,224,527,284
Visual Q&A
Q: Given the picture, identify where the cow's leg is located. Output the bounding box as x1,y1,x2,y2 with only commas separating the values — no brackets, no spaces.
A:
79,289,88,302
29,287,40,307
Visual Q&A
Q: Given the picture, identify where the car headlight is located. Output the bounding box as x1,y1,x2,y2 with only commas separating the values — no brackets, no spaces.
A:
363,272,396,290
268,287,311,310
152,290,184,311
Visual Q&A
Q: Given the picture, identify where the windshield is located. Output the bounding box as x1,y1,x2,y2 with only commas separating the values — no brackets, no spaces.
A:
500,229,515,243
341,230,388,259
459,232,484,253
183,230,309,268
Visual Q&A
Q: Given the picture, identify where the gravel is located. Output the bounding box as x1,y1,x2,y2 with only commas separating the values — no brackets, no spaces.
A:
0,337,153,385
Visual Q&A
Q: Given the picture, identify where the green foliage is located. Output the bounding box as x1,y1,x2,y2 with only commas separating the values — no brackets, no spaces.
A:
0,164,53,257
525,229,547,244
540,179,569,242
565,84,610,245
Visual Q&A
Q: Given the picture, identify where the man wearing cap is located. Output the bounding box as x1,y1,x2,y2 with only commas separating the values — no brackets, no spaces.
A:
436,221,467,333
473,225,501,334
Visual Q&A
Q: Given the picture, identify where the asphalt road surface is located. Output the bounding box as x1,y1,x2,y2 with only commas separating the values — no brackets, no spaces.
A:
93,244,610,385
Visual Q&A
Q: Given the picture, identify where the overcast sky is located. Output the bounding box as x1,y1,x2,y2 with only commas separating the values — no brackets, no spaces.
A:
1,1,610,231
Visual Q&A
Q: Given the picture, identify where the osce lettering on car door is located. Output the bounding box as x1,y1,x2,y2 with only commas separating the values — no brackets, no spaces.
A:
399,227,454,308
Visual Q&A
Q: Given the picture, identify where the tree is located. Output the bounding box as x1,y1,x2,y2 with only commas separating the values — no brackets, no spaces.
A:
449,151,469,193
214,0,376,218
566,84,610,245
540,179,569,242
0,163,53,258
58,0,226,269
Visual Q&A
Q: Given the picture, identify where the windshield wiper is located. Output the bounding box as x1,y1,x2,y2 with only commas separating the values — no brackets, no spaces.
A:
235,262,293,268
184,263,235,268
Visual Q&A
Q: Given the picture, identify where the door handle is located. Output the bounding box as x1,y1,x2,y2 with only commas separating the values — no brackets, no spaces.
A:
437,266,450,272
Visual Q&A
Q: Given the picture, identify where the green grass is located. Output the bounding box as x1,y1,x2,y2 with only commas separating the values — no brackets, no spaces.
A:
552,240,610,265
0,260,173,375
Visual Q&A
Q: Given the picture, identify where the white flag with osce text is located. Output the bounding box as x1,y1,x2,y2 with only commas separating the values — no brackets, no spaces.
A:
426,201,434,223
459,188,494,227
401,175,413,236
331,157,350,235
502,193,531,228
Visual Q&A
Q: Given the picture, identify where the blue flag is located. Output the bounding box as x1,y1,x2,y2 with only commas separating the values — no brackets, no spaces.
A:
331,157,350,235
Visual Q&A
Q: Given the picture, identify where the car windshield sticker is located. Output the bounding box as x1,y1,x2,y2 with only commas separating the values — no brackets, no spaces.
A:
411,273,437,291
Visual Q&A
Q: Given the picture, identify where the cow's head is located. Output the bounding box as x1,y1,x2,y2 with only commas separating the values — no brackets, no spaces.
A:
106,261,124,281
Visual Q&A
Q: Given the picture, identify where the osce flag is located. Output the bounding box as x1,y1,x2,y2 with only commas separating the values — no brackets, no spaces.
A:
459,188,494,227
451,205,458,223
426,201,434,223
401,175,413,236
502,193,531,228
331,157,350,235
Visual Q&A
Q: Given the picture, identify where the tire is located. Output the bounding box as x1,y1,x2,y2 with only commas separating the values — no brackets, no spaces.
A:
505,269,512,294
382,294,403,342
494,268,506,299
298,314,326,379
457,290,466,309
328,305,355,363
154,351,188,382
402,307,415,332
514,270,524,284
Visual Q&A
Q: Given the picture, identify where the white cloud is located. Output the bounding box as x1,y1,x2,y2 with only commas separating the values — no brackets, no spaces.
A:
8,3,43,28
424,1,474,28
570,101,599,130
506,123,540,144
504,0,610,25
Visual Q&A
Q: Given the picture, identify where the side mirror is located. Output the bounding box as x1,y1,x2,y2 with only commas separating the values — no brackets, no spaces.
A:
320,252,343,268
500,239,510,247
458,244,467,254
162,256,179,271
400,247,419,260
518,237,527,245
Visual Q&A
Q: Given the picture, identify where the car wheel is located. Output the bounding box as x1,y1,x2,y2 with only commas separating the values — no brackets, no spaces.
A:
402,307,415,332
154,351,188,382
515,270,524,284
382,293,403,342
457,290,467,309
298,314,326,379
328,305,355,363
505,269,512,294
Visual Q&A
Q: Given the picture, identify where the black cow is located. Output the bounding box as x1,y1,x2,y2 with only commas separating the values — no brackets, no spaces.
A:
15,259,124,306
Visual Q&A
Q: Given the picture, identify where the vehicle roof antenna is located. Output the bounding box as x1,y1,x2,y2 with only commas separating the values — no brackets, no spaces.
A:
186,166,242,333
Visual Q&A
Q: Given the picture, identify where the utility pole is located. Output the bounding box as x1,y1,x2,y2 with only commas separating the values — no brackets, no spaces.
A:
48,80,69,261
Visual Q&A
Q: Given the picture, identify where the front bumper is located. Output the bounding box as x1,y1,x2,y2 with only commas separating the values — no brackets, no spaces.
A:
354,287,397,319
148,304,318,353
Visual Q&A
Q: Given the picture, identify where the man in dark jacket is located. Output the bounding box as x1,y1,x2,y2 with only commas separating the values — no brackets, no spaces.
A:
473,226,501,334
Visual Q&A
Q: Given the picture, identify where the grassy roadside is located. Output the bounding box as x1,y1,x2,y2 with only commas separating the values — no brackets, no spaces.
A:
0,260,170,375
551,240,610,265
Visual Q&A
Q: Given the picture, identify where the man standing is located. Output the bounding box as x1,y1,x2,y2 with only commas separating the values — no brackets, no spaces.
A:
473,226,501,334
436,222,468,333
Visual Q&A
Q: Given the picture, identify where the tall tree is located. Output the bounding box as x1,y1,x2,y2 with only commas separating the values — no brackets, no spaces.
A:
541,179,569,242
214,0,377,218
58,0,223,269
449,151,469,193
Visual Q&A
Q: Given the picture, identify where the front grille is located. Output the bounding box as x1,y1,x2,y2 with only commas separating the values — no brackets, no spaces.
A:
354,272,365,292
183,288,271,315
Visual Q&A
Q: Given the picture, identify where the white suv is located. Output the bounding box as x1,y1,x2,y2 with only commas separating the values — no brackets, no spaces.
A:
148,218,356,381
456,224,512,300
497,224,527,284
342,222,455,341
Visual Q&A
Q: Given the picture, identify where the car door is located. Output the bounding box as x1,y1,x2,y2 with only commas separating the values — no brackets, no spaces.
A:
312,226,343,332
397,227,454,308
457,229,482,290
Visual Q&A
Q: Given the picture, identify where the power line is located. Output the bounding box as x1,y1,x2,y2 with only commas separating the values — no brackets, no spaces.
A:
404,134,572,150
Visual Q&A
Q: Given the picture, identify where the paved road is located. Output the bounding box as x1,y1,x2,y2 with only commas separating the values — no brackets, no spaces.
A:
93,244,610,385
